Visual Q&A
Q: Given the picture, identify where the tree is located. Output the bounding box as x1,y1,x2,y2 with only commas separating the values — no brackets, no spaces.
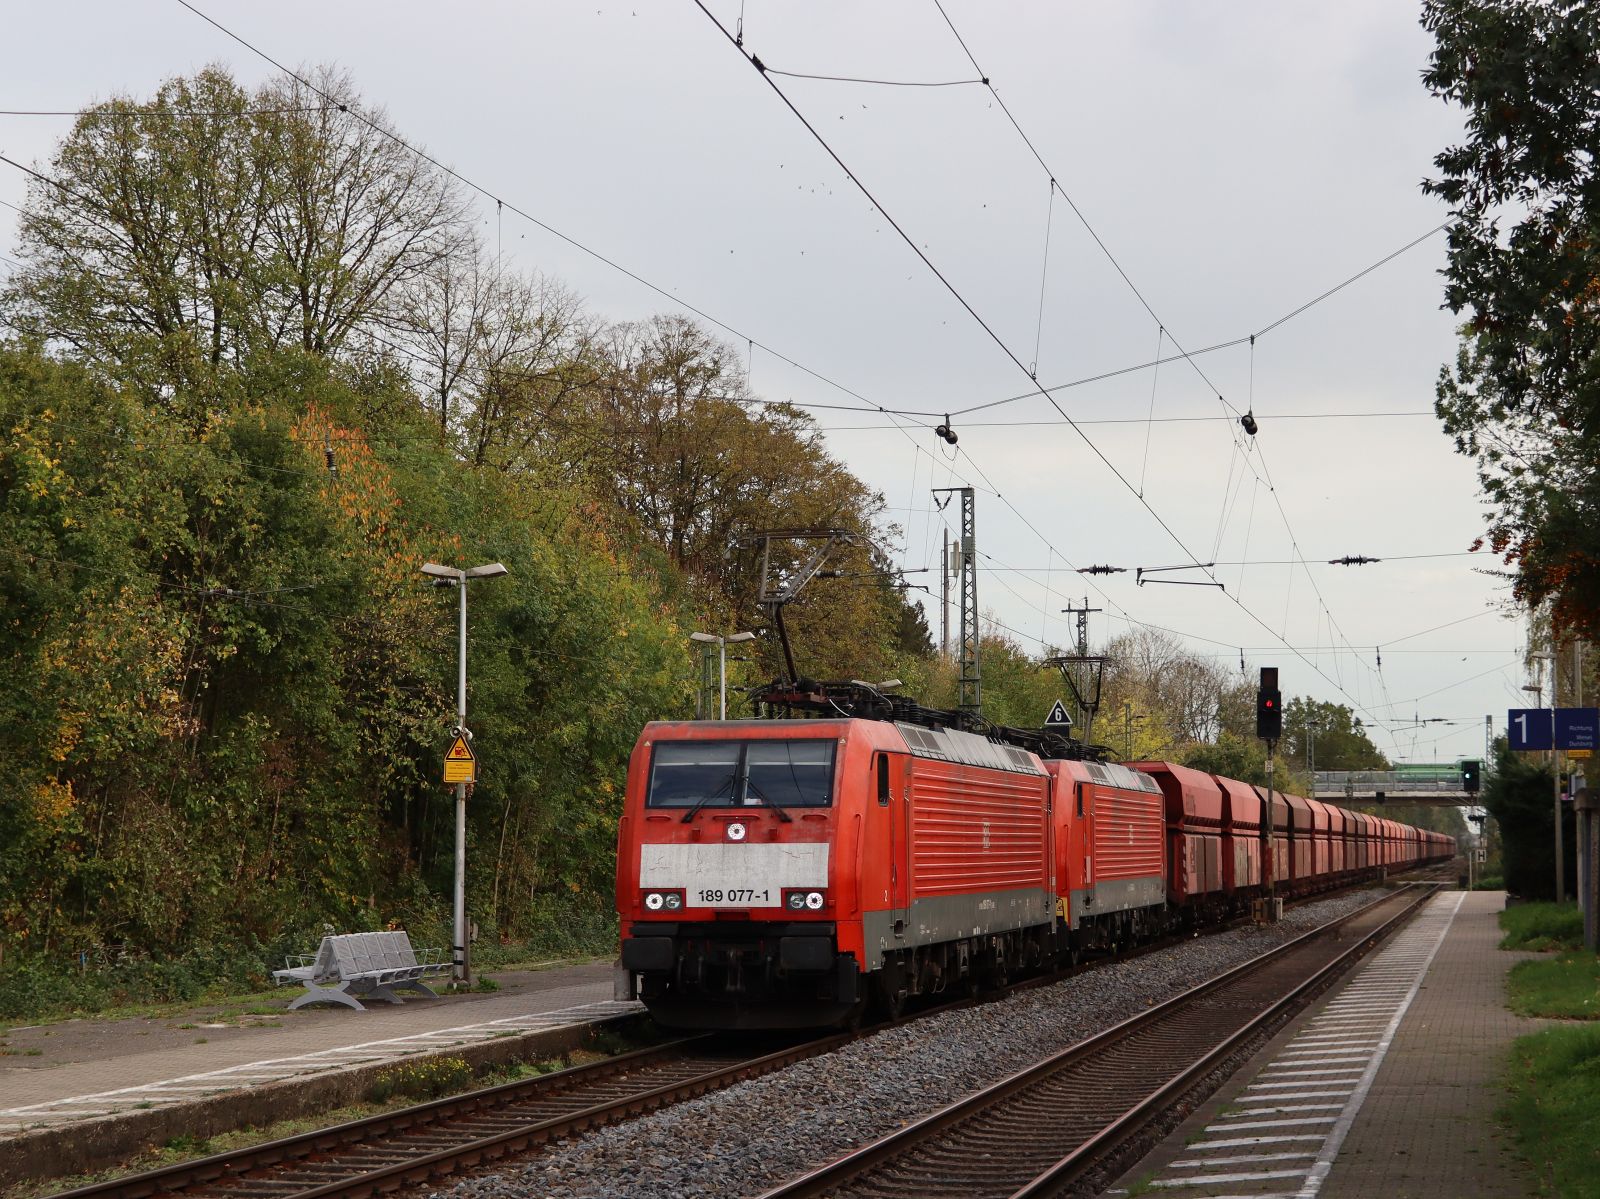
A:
1181,733,1271,788
1422,0,1600,639
1281,698,1388,773
1101,628,1233,747
528,313,927,684
1480,737,1571,899
392,244,594,452
1,66,467,411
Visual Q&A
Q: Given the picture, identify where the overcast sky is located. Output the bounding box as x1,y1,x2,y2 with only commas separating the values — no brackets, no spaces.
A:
1,1,1540,766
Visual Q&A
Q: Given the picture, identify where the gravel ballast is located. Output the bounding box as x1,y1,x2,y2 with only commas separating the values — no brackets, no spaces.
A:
435,887,1397,1199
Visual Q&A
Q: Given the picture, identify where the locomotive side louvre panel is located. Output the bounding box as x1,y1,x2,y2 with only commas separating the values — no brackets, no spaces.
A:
907,761,1050,892
1092,782,1166,913
1051,760,1166,924
892,722,1052,939
899,756,1052,945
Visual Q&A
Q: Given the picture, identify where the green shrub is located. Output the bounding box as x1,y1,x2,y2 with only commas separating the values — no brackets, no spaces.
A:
0,941,272,1021
1499,901,1584,951
474,891,618,966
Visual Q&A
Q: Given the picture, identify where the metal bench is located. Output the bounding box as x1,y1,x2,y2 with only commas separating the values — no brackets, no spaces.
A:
272,931,449,1011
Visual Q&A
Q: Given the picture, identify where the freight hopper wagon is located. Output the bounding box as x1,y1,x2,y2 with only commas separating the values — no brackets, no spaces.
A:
614,719,1054,1029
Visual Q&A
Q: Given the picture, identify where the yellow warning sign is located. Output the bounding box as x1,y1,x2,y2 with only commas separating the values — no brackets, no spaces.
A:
1571,748,1592,761
443,733,476,784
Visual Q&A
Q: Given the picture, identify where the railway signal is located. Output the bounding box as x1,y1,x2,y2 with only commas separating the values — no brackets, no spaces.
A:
1256,667,1282,742
1461,759,1481,793
1256,666,1282,921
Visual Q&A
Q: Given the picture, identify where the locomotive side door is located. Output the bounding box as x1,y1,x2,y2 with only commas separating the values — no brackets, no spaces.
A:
881,753,910,939
1079,781,1095,892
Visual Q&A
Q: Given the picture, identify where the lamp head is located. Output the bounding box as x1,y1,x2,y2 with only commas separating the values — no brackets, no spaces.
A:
420,562,459,580
464,562,509,579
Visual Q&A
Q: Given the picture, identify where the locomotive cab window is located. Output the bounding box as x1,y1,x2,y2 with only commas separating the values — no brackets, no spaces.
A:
646,739,835,809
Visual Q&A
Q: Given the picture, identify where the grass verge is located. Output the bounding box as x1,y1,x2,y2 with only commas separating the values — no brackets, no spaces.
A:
1502,1025,1600,1197
1499,901,1583,951
1506,954,1600,1020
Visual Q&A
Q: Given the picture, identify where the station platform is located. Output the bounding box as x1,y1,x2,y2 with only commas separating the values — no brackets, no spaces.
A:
0,959,638,1185
1106,890,1543,1198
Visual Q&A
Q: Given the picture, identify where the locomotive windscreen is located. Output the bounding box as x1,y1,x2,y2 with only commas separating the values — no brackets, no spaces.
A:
646,739,835,809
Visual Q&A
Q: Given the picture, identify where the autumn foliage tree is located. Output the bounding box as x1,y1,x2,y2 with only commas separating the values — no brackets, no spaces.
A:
1,66,466,414
0,65,934,1009
1423,0,1600,639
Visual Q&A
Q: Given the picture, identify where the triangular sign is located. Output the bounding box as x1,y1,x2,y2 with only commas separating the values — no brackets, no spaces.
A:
445,734,475,761
1044,699,1073,728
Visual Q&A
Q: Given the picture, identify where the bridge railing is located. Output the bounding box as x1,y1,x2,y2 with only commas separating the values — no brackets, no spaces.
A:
1312,769,1464,793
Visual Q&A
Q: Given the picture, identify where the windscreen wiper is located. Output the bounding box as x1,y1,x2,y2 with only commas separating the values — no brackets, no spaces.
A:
680,772,736,823
744,777,794,822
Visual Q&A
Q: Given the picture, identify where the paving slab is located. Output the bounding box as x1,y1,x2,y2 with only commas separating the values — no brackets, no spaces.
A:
0,960,627,1121
1104,890,1543,1199
0,958,642,1183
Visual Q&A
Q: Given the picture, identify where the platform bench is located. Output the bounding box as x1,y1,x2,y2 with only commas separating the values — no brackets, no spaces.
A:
272,931,449,1011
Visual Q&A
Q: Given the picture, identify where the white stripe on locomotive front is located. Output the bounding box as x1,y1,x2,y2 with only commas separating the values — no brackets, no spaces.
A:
639,843,830,906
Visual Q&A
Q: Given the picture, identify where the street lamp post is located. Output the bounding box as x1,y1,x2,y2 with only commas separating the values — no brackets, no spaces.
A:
1122,701,1145,762
422,560,509,985
690,631,755,720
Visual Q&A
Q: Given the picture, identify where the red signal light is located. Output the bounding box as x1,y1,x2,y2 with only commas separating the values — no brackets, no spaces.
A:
1255,668,1282,740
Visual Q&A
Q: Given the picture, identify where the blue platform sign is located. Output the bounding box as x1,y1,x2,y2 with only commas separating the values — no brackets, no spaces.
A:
1508,708,1553,751
1556,707,1600,751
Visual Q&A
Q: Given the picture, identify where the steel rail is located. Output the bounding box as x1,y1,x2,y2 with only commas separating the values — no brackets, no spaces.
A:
48,1034,844,1199
1009,882,1439,1198
759,882,1439,1199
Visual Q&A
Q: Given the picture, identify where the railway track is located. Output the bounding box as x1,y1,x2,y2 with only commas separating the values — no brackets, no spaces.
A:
44,878,1438,1199
50,1034,844,1199
758,882,1440,1199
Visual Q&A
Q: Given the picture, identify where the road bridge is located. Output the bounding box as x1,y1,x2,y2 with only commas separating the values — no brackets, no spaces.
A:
1311,766,1472,805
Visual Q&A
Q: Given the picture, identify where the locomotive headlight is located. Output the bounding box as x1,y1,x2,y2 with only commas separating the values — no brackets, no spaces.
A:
642,889,683,912
805,890,824,910
787,891,806,911
785,889,826,911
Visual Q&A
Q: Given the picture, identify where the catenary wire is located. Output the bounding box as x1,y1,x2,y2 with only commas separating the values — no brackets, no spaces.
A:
23,8,1495,751
691,1,1447,754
